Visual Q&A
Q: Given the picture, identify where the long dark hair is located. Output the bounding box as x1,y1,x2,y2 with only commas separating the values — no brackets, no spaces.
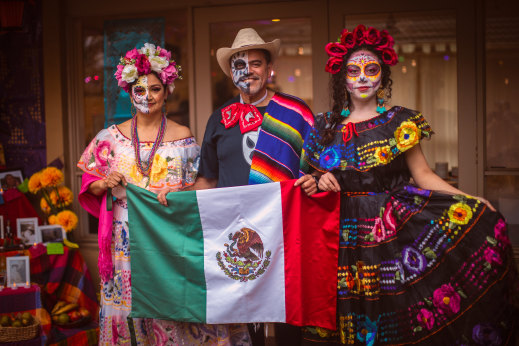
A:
320,45,393,145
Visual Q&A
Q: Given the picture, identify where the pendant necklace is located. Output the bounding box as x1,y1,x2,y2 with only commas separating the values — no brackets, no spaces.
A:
131,113,167,176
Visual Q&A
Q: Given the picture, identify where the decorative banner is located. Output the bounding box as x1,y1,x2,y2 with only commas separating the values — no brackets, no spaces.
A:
127,181,340,329
103,18,165,127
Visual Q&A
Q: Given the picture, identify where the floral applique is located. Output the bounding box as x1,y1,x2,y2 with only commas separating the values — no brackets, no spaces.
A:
356,316,378,346
472,323,502,346
416,308,435,330
394,121,420,151
448,201,473,225
432,284,460,316
402,246,427,276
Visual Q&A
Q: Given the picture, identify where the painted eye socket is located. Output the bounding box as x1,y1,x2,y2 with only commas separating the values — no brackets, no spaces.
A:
346,65,361,77
365,63,381,76
133,86,146,96
233,59,247,70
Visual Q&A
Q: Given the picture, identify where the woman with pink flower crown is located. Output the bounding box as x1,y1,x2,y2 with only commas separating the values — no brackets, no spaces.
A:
77,43,251,345
297,25,518,344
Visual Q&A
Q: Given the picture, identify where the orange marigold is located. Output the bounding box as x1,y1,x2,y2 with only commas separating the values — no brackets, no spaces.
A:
58,186,73,206
48,214,57,225
40,198,51,214
56,210,78,232
28,172,43,193
40,167,64,187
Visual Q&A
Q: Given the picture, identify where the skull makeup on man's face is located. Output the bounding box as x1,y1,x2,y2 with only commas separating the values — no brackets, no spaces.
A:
132,75,150,114
231,51,252,93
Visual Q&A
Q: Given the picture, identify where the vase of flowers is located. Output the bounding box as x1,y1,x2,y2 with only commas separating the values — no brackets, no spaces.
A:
27,167,78,234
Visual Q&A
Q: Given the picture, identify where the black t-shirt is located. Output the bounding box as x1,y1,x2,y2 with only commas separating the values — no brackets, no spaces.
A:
198,96,267,188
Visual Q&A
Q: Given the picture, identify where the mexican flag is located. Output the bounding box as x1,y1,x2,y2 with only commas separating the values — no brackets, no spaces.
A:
126,180,340,329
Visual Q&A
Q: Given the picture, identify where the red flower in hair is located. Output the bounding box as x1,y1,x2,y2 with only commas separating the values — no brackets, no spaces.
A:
353,25,366,45
381,48,398,66
377,30,395,49
325,42,348,57
325,57,343,74
364,27,380,45
135,54,151,75
341,30,356,49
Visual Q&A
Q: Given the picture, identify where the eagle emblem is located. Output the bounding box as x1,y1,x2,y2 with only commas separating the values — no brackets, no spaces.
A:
216,227,271,282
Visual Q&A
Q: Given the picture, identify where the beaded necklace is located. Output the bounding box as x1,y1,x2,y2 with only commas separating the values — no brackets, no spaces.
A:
131,114,167,176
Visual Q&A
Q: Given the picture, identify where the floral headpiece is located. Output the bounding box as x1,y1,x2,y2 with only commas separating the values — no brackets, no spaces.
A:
325,25,399,74
114,43,181,94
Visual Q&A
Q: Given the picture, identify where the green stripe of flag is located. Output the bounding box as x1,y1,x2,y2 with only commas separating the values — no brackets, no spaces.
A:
127,183,207,322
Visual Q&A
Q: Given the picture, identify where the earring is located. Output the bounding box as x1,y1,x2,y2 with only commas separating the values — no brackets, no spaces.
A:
341,100,350,118
131,103,137,117
376,89,385,114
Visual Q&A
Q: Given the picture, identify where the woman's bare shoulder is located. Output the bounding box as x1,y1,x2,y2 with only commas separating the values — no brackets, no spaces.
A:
166,119,193,141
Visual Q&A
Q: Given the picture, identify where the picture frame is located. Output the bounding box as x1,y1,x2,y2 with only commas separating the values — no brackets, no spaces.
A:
16,217,39,245
6,256,30,287
37,225,66,244
0,215,3,238
0,168,24,190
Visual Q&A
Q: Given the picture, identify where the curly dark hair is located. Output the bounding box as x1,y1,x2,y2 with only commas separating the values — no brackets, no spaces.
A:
320,45,393,145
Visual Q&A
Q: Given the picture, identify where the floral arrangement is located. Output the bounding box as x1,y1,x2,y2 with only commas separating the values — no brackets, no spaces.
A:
115,43,181,94
325,24,399,74
28,167,78,233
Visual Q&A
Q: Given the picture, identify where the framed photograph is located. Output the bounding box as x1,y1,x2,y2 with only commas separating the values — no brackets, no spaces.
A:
16,217,39,245
6,256,30,287
37,225,66,244
0,215,3,238
0,168,24,190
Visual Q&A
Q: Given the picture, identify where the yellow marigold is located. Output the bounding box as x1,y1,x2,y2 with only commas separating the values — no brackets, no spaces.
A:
40,198,51,214
56,210,78,232
448,202,473,225
374,146,392,165
49,190,59,205
40,167,64,187
394,121,420,151
150,154,168,183
28,172,43,193
48,214,57,225
58,186,73,206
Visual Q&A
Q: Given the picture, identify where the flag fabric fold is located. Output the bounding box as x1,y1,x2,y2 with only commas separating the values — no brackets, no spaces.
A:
127,180,340,329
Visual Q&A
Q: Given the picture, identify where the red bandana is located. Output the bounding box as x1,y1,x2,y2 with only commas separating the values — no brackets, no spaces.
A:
221,103,263,134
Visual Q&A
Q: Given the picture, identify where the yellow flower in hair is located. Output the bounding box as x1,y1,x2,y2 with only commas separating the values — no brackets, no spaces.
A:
394,121,420,151
40,167,64,187
448,202,473,225
40,198,51,214
48,214,57,225
150,154,168,183
56,210,78,232
28,172,43,193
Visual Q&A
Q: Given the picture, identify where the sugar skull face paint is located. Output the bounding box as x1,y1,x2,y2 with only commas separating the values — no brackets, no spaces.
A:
231,51,251,93
132,75,150,114
345,50,382,101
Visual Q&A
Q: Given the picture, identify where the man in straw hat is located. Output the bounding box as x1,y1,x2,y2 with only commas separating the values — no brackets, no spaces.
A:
158,27,316,344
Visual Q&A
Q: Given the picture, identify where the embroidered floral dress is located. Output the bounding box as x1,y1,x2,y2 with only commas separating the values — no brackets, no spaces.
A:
300,107,518,345
77,125,251,345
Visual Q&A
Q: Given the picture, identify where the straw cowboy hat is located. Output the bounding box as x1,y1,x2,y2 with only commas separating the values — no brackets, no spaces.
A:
216,28,280,77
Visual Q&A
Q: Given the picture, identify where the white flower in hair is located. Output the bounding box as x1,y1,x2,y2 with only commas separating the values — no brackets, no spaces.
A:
121,64,138,83
140,43,156,57
149,55,169,73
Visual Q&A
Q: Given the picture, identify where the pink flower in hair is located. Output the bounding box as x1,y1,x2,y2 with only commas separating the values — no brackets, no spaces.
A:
160,63,178,85
364,27,381,45
157,46,171,60
325,42,348,57
135,54,151,75
125,48,139,60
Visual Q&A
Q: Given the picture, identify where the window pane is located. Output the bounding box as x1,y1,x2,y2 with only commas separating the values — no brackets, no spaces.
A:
210,18,313,110
344,12,458,179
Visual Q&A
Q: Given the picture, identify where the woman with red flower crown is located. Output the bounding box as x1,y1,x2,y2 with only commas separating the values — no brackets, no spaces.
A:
296,25,518,344
77,43,251,345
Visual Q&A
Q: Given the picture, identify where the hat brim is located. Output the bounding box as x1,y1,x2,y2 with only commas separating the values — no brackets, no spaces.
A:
216,39,281,77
